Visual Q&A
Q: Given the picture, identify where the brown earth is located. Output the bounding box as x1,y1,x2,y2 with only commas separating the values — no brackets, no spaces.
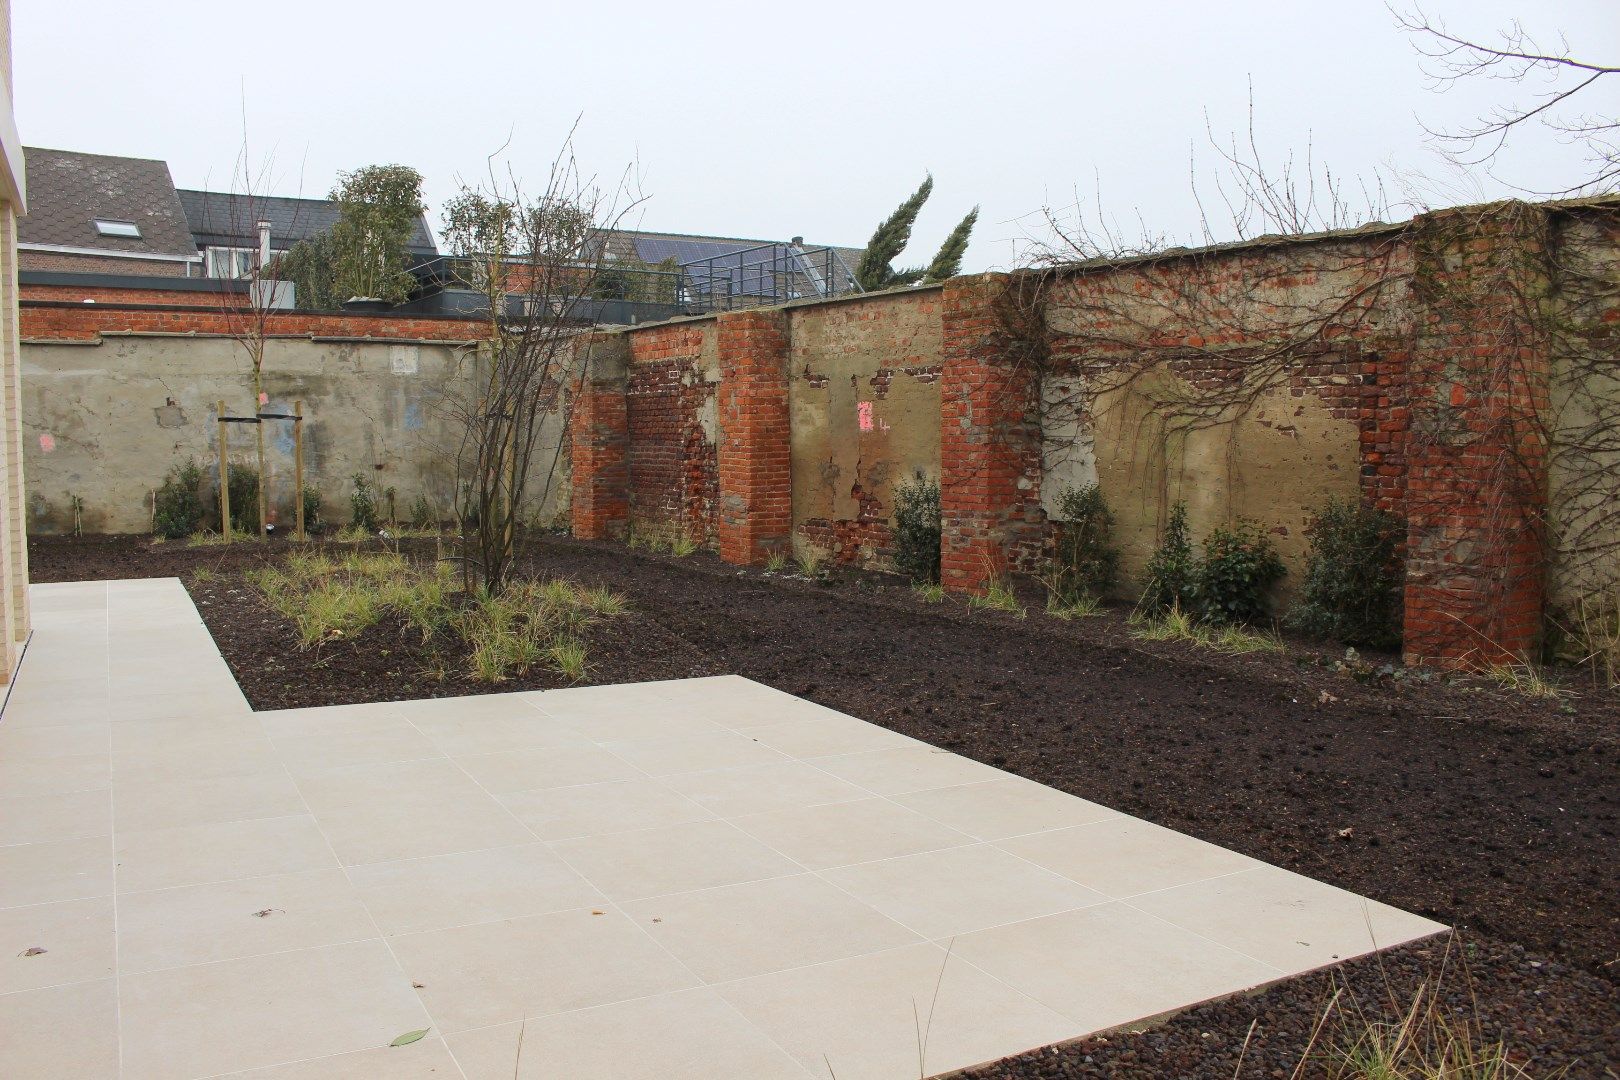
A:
26,534,1620,1077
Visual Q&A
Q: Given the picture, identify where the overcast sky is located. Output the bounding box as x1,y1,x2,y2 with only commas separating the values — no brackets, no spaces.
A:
15,1,1618,271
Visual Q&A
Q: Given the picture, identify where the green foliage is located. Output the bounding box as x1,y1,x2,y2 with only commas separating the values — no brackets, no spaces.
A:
153,460,206,540
227,464,260,534
924,206,979,283
592,256,681,303
856,176,933,291
855,175,980,291
349,474,379,533
913,582,946,603
409,493,436,531
1141,502,1197,616
1195,520,1286,625
1047,483,1118,606
969,576,1026,618
1287,498,1404,649
301,486,322,533
273,164,425,308
892,472,942,584
795,542,829,579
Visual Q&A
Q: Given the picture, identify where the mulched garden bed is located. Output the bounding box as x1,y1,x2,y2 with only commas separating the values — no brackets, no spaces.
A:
27,533,1620,1077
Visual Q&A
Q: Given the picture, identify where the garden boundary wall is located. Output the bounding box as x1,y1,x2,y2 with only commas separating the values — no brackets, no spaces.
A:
566,198,1620,671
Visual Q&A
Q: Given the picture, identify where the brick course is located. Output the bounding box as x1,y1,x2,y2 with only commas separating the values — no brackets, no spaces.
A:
716,309,791,565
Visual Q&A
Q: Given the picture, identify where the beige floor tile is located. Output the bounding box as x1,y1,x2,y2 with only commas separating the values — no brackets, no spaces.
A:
116,868,378,974
896,778,1119,841
953,902,1283,1029
256,701,411,740
348,843,604,935
392,692,556,725
0,896,115,993
115,688,251,723
625,873,920,983
551,819,801,901
0,977,120,1080
732,797,973,870
0,835,112,907
717,943,1075,1080
115,813,337,893
409,711,597,757
0,748,109,797
220,1035,463,1078
745,715,919,759
602,730,790,776
498,778,713,840
999,817,1261,898
272,720,445,774
447,988,812,1080
822,844,1107,940
111,733,280,785
389,907,699,1033
310,789,535,867
0,789,110,846
113,767,308,832
531,693,728,741
0,695,111,728
1129,866,1447,973
293,757,487,815
812,745,1009,795
119,938,431,1080
661,759,871,818
109,712,266,750
454,744,640,794
0,721,110,759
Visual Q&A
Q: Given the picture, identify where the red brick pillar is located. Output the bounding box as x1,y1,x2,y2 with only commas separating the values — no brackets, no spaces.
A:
939,273,1044,594
1403,203,1552,668
569,332,630,541
716,309,792,565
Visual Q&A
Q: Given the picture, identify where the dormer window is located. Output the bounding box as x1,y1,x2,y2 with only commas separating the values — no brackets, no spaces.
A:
94,219,142,238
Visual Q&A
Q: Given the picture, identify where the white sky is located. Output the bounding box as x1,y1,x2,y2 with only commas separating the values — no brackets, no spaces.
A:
15,1,1619,271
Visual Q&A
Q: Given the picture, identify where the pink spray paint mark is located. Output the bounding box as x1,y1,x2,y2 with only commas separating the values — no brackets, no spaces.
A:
259,392,269,406
857,401,873,432
38,434,55,453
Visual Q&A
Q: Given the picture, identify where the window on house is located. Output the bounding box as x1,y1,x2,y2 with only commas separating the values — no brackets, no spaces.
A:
94,219,141,238
205,246,256,279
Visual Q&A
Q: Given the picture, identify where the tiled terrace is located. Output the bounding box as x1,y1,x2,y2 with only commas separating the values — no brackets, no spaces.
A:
0,579,1445,1079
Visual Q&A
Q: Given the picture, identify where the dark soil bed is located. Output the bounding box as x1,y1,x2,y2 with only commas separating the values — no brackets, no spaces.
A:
28,534,1620,1077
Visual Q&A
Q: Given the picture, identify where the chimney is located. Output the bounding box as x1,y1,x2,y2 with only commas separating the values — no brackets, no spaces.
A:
257,221,272,267
790,236,804,247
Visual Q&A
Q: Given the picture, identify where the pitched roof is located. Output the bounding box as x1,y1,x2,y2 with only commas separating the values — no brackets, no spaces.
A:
18,147,199,258
607,228,864,297
176,189,438,258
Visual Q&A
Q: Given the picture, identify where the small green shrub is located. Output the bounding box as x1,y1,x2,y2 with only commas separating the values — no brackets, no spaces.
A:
1195,520,1285,624
1047,483,1118,606
153,460,206,539
1287,498,1403,649
893,472,942,584
1141,501,1197,616
301,487,322,533
227,464,260,534
410,493,436,531
350,474,379,533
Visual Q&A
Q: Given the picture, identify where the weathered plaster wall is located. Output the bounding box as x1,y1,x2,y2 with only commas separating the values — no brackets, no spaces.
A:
787,289,943,566
19,333,534,534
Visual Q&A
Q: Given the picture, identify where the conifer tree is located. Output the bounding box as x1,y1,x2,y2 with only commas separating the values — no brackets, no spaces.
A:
854,175,933,291
924,206,979,283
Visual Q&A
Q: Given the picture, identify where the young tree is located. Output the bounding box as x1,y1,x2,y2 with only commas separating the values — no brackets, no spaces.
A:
854,175,980,290
440,138,638,592
277,164,426,307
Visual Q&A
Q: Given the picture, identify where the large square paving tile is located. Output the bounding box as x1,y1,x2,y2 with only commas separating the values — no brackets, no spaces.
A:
0,578,1446,1078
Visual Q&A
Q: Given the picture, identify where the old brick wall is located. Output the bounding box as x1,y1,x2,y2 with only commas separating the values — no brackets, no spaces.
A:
18,251,194,276
789,288,943,567
624,319,718,545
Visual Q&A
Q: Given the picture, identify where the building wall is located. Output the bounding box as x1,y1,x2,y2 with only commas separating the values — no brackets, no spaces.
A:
19,250,196,276
21,332,493,534
0,0,28,682
623,318,718,544
788,288,943,565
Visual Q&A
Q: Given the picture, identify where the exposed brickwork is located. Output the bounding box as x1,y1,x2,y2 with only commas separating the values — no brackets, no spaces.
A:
716,309,791,565
569,333,631,542
1403,204,1553,668
21,300,486,343
21,281,250,307
624,321,718,546
939,274,1044,594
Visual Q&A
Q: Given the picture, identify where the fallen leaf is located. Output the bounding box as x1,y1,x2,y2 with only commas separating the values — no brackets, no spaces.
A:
391,1029,429,1047
18,947,46,957
412,982,424,989
591,910,605,916
1318,690,1339,704
1337,827,1355,838
251,908,282,918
